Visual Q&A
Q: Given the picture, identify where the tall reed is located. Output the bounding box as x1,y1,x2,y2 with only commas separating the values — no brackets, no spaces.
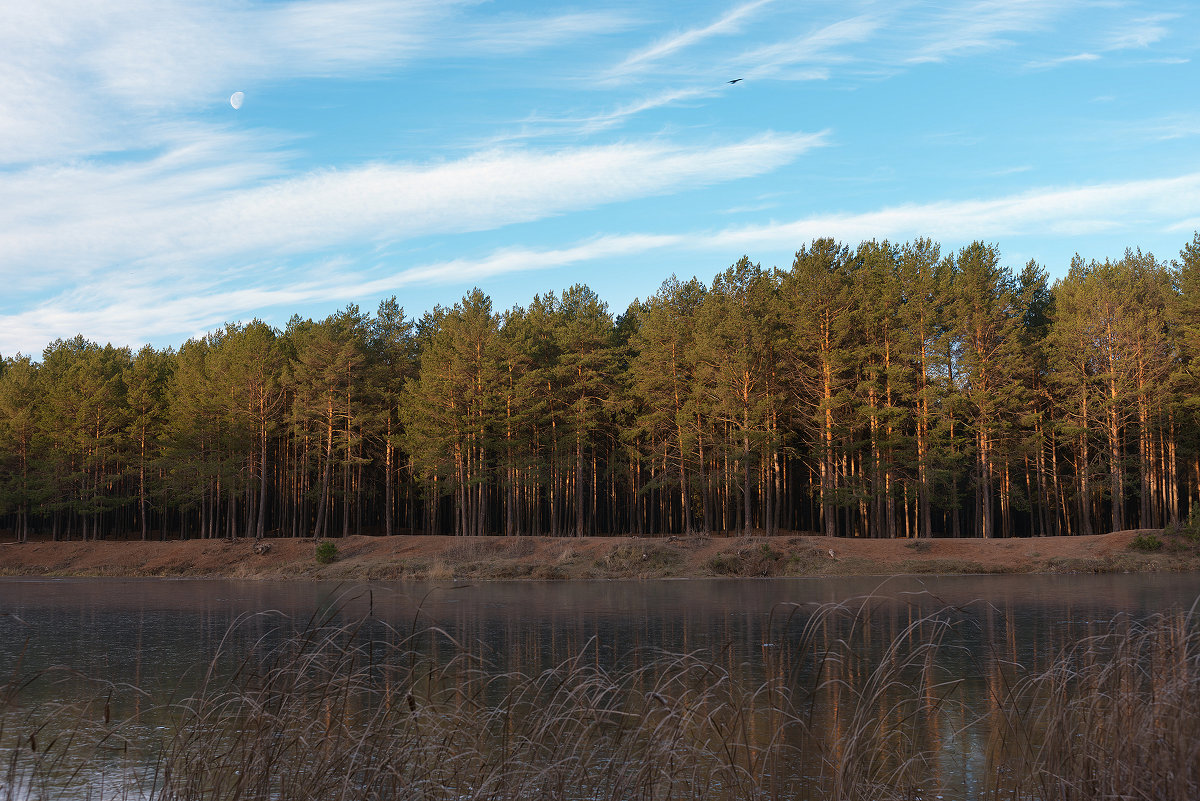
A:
2,594,1197,800
989,607,1200,800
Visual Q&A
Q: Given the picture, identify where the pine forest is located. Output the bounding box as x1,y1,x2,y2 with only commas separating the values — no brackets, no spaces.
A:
4,234,1200,543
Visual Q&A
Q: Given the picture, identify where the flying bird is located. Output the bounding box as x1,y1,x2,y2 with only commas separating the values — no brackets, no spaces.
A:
728,78,743,84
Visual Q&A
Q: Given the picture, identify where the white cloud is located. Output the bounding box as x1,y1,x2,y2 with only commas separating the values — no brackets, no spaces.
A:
696,173,1200,249
0,0,454,165
459,11,636,54
1106,14,1175,50
732,14,880,78
987,165,1033,176
1107,113,1200,144
906,0,1072,64
608,0,774,79
8,168,1200,357
0,131,822,352
381,234,684,288
0,132,822,284
505,87,718,141
1025,51,1100,69
0,0,629,166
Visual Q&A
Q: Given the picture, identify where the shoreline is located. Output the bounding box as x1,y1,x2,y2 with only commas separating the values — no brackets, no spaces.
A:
1,529,1195,581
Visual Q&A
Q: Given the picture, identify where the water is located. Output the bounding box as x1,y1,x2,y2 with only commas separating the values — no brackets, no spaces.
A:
3,573,1196,681
1,573,1198,799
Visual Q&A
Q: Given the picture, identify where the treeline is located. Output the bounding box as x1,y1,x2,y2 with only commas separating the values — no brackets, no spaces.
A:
4,234,1200,542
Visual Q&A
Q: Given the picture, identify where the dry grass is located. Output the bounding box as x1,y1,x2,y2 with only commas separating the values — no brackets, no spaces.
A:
3,595,1198,801
597,542,682,577
989,606,1200,801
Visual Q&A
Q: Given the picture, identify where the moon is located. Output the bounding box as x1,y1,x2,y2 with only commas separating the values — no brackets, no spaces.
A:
230,91,244,110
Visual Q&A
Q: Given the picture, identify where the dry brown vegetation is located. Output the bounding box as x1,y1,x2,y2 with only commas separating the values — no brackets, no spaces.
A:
3,595,1198,800
1,529,1196,581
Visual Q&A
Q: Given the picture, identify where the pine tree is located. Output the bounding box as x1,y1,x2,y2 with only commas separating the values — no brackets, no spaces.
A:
0,355,39,542
897,238,949,538
629,277,706,535
554,285,617,536
950,242,1023,539
782,239,856,537
124,345,170,540
402,290,501,535
368,297,414,537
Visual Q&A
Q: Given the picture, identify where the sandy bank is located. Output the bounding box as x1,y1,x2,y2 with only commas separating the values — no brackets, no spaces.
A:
1,529,1194,581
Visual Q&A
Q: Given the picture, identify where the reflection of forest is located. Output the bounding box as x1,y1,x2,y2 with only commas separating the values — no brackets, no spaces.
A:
2,574,1198,799
2,574,1196,689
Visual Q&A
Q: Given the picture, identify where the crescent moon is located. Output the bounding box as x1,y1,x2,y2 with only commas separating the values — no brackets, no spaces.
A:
230,92,244,110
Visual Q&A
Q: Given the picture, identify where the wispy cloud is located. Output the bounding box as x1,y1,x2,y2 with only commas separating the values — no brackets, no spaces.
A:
8,167,1200,356
701,172,1200,247
1106,13,1175,50
608,0,774,79
1025,51,1100,69
1020,11,1183,72
457,11,637,54
906,0,1071,64
0,131,822,351
382,235,683,289
987,165,1034,176
1116,113,1200,142
0,0,628,166
503,87,718,141
0,133,822,281
731,14,879,79
722,201,778,214
0,0,452,164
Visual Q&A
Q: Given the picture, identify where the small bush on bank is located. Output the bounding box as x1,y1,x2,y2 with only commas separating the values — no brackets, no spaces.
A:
1129,532,1163,553
705,541,786,577
598,542,681,575
1161,512,1200,553
315,540,338,564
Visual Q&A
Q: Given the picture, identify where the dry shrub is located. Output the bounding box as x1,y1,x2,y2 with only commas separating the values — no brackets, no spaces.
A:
4,595,1199,801
598,542,681,576
897,558,989,575
443,537,537,570
500,537,537,558
705,543,787,577
991,609,1200,801
441,538,503,563
142,597,974,801
554,544,577,564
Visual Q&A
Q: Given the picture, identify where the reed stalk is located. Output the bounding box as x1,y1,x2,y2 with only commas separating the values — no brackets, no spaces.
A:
2,595,1197,800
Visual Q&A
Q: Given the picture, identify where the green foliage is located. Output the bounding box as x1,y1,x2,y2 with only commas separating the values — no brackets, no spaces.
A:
6,235,1200,543
315,540,338,564
1130,533,1163,553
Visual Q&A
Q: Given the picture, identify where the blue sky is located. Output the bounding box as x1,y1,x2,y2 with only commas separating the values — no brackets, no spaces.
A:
2,0,1199,356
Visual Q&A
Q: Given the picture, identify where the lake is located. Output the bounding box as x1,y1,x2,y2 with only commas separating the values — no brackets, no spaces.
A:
2,573,1198,800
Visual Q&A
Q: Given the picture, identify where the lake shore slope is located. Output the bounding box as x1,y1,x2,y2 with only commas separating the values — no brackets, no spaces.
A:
2,529,1195,580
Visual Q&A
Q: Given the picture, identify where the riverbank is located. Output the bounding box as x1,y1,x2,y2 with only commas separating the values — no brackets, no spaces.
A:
1,528,1195,580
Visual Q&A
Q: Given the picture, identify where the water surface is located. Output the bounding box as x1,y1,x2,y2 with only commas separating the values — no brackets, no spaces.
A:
2,572,1196,689
1,573,1197,800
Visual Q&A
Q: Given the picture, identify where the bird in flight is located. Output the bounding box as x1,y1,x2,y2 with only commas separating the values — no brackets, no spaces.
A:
728,78,743,84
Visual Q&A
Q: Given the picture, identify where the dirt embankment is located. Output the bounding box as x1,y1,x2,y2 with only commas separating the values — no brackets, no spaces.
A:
1,529,1195,581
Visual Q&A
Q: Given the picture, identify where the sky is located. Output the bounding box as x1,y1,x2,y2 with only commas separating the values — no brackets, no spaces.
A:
2,0,1199,357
